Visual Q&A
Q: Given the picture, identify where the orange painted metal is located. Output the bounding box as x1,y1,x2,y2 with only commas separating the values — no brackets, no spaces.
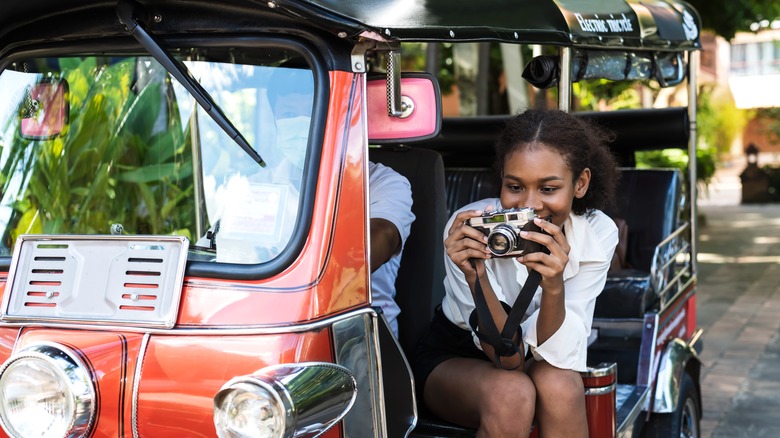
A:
176,71,369,328
0,72,366,438
0,327,335,437
11,329,147,438
135,329,334,436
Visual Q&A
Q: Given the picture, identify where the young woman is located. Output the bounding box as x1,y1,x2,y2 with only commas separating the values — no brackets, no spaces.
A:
415,109,620,437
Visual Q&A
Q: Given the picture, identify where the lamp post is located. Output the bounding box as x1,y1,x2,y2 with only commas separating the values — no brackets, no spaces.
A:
740,143,770,203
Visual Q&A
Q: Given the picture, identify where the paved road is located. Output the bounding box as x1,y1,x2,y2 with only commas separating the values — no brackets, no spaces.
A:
696,201,780,437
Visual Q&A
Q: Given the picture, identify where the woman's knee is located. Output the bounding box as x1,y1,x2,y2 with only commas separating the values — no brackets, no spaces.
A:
478,370,537,420
530,363,585,406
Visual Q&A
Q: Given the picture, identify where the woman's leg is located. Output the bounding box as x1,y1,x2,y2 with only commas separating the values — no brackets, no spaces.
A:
528,360,588,438
424,357,536,438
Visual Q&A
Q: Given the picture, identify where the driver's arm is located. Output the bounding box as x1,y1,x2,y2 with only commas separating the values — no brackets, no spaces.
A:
370,218,402,272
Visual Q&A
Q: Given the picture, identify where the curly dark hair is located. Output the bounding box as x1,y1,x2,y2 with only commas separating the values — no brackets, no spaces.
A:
494,109,619,215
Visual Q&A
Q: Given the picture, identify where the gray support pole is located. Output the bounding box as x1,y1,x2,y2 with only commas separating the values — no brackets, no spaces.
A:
688,50,699,276
558,46,572,112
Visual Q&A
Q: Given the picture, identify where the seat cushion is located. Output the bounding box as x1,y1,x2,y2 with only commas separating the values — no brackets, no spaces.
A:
594,269,653,318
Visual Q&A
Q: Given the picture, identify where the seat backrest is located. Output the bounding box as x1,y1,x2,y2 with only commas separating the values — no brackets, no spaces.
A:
610,168,683,272
369,147,448,358
444,167,501,216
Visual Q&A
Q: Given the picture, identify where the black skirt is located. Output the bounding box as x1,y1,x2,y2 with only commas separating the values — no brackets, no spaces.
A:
412,306,491,395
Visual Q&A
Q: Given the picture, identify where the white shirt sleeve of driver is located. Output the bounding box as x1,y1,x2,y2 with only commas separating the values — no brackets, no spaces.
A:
368,161,415,248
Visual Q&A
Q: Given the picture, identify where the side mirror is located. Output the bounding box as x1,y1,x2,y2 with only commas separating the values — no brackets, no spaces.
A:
19,79,69,140
367,73,441,143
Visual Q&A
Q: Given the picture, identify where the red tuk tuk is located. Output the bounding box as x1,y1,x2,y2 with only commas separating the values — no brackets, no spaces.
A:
0,0,703,436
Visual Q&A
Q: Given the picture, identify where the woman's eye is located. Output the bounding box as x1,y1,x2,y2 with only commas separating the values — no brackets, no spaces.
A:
540,186,558,193
507,185,522,192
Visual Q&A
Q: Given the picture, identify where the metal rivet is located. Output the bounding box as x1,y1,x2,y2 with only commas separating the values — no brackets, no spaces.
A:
646,323,653,329
514,32,519,39
354,62,363,70
131,294,139,302
153,14,162,23
385,28,391,36
46,291,54,299
268,1,277,8
449,30,455,38
338,31,347,38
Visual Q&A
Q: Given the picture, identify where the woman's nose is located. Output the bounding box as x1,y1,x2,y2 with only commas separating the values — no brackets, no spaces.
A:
524,193,543,211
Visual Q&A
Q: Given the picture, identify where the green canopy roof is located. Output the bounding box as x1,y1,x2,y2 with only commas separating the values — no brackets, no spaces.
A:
285,0,701,49
0,0,701,55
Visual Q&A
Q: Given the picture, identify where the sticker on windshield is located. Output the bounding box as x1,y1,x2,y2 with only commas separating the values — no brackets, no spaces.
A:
220,182,288,244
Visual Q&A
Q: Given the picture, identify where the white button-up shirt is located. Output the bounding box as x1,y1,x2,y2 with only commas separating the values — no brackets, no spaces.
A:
441,198,618,371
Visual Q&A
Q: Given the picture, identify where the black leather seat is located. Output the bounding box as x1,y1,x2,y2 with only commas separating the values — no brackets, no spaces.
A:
444,167,501,216
370,147,478,437
368,146,448,359
594,168,683,318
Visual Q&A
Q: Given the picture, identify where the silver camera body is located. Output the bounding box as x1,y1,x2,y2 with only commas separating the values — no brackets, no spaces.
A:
466,207,546,257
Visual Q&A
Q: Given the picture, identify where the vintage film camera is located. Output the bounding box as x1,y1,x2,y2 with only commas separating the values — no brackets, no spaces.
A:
466,207,550,257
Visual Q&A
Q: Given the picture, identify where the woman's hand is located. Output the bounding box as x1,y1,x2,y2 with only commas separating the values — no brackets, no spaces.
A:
517,217,570,295
445,208,493,285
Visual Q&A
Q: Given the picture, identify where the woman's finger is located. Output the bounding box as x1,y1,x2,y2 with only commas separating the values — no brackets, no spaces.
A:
446,232,492,259
447,209,487,236
530,217,570,254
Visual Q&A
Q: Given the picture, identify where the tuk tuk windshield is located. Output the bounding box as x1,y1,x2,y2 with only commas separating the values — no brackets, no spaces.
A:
0,49,315,264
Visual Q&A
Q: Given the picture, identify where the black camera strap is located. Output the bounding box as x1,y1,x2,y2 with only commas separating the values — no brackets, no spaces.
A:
468,258,542,368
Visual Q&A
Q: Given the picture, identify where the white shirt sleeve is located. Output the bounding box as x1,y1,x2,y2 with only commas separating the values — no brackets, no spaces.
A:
368,161,415,337
521,211,619,371
368,161,415,248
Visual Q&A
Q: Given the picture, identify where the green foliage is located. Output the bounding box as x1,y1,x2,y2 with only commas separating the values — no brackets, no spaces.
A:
1,57,195,249
634,87,733,187
573,80,640,111
636,146,717,186
697,86,748,155
687,0,780,40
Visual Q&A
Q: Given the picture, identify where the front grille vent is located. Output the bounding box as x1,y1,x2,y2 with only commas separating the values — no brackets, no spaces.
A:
2,235,188,328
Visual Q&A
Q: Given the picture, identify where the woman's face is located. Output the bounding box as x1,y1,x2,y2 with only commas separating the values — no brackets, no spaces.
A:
499,144,590,227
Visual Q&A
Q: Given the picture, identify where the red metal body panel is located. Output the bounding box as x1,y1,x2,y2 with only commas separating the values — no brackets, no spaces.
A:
653,283,697,378
176,71,369,327
0,327,336,437
583,372,617,438
0,72,365,438
585,390,617,438
135,330,334,436
3,329,146,437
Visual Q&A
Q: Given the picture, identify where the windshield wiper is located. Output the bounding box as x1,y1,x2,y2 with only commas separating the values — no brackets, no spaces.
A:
116,0,266,167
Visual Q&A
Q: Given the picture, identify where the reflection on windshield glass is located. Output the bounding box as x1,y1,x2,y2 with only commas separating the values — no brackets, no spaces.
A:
0,52,314,264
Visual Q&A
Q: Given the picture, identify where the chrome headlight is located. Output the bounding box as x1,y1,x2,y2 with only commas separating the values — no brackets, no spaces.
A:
0,343,95,438
214,362,357,438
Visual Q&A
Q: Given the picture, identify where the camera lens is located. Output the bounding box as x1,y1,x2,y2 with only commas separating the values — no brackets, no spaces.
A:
487,225,517,256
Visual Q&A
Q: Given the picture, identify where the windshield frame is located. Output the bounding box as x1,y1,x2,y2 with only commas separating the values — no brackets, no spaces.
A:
0,35,330,280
